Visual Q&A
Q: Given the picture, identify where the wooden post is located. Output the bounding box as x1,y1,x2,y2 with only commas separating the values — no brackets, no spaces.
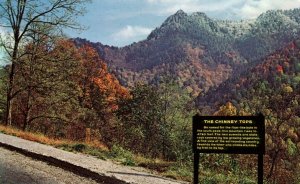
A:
258,153,264,184
194,153,199,184
85,128,91,143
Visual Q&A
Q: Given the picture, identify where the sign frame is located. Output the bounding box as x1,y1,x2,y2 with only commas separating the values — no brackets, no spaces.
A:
192,114,265,184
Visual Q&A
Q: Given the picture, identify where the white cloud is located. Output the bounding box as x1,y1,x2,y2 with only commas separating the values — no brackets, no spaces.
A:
146,0,243,15
0,26,10,65
111,25,152,43
146,0,300,19
236,0,300,19
0,27,6,58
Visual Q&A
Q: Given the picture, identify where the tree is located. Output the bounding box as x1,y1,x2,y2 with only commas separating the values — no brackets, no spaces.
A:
116,80,196,160
157,78,195,161
116,84,163,156
266,87,299,182
12,39,82,132
76,44,129,142
0,66,7,121
213,102,237,116
0,0,89,125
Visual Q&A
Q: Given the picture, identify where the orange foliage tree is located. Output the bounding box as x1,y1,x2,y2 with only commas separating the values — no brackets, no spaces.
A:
11,39,129,141
76,44,129,142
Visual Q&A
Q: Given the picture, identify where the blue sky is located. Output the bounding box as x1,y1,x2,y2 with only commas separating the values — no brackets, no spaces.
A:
1,0,300,64
66,0,300,47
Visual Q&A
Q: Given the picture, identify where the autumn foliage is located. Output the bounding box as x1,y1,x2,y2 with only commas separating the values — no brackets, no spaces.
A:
198,40,300,183
7,39,129,142
78,44,129,111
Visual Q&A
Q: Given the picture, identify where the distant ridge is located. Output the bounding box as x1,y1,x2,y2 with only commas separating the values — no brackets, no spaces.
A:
75,8,300,97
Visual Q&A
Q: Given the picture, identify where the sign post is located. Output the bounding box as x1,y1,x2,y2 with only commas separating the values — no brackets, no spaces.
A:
194,152,199,184
192,114,265,184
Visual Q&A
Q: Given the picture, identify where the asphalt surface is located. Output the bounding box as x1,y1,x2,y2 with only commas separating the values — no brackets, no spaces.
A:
0,147,99,184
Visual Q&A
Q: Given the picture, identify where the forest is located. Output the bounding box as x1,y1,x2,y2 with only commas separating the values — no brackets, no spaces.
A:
0,1,300,184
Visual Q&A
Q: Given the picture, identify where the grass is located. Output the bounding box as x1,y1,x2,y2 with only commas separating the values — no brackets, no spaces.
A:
199,171,256,184
0,124,108,157
0,124,69,146
162,163,193,181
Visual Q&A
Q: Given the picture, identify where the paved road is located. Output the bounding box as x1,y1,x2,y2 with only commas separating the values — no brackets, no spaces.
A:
0,147,99,184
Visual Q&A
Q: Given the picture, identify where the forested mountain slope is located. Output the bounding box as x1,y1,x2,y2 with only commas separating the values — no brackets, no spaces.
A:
75,8,300,97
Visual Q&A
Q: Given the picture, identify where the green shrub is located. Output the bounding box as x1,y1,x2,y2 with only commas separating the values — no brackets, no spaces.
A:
85,147,107,160
72,143,86,152
56,143,72,151
110,145,135,166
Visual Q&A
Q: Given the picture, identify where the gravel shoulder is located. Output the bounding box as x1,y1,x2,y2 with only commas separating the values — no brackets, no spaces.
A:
0,147,99,184
0,133,188,184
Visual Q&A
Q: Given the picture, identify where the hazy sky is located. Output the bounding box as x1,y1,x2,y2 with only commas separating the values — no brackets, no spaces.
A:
66,0,300,47
1,0,300,64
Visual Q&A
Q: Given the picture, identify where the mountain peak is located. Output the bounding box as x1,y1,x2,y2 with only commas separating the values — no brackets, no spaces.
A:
164,9,188,24
174,9,186,15
191,12,208,18
146,9,189,39
257,9,283,19
147,10,216,40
